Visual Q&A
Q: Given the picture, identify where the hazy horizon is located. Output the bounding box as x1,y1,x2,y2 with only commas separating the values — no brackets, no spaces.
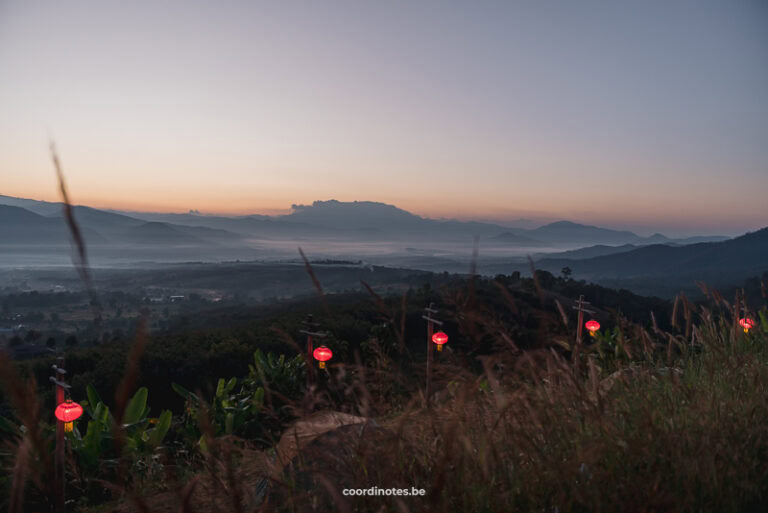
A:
2,1,767,236
1,191,760,238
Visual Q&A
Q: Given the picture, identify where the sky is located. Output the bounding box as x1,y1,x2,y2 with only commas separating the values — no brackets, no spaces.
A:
0,0,766,236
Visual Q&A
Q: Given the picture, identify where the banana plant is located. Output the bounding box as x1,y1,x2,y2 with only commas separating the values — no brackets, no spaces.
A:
71,385,172,474
173,377,264,440
249,349,305,400
173,349,303,443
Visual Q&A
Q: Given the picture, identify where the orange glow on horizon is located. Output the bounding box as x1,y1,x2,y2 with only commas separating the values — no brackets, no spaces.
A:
1,182,764,236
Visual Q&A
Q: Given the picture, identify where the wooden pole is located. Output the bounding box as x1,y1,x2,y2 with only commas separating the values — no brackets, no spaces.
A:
572,295,594,372
306,333,314,386
575,297,584,370
53,356,65,513
422,303,442,409
426,318,433,408
300,315,325,388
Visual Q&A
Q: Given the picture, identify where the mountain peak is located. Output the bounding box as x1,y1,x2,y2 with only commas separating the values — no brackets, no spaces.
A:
290,199,412,213
530,220,641,244
541,220,584,228
0,203,45,219
285,200,424,229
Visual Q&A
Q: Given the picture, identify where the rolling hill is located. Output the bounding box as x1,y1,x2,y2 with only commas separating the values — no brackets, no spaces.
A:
0,194,63,216
537,227,768,296
0,204,243,247
525,221,644,244
0,205,105,245
534,243,641,260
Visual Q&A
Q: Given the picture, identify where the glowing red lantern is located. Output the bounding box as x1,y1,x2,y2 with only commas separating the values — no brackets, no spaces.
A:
585,320,600,337
432,331,448,352
313,346,333,369
54,399,83,433
740,317,755,333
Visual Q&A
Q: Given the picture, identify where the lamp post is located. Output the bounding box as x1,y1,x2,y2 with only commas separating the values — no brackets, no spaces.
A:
572,295,595,370
422,303,443,408
300,314,327,387
49,357,70,513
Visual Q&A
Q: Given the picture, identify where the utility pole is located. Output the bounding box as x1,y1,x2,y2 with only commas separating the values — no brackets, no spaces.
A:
422,303,443,409
300,314,327,387
740,293,751,336
572,295,594,371
742,293,748,327
49,356,69,513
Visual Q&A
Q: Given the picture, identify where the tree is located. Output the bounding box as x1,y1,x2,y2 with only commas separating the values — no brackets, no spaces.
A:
65,335,79,347
46,336,57,348
535,270,557,290
561,266,573,280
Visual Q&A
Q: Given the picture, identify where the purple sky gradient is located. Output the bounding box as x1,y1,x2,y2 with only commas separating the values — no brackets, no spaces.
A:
1,0,766,236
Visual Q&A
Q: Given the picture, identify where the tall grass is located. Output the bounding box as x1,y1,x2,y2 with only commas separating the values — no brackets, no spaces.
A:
5,293,768,512
264,295,768,513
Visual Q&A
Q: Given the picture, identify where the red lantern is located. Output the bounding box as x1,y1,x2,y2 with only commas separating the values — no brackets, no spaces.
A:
585,320,600,337
740,317,755,333
313,346,333,369
54,399,83,433
432,331,448,352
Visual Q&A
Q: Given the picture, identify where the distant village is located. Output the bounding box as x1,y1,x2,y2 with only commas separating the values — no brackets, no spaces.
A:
1,282,225,359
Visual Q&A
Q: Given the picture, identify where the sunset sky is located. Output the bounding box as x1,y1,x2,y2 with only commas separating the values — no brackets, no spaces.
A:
1,0,766,236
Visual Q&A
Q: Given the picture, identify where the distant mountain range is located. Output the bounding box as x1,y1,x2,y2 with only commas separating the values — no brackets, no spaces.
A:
536,228,768,296
0,202,244,247
1,194,764,297
116,200,729,245
500,221,729,246
0,204,105,245
0,194,733,248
